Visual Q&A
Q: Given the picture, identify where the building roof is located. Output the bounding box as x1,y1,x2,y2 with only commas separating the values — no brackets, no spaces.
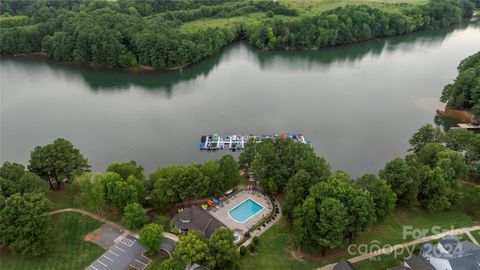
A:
172,205,226,238
421,235,480,270
159,238,176,256
405,255,436,270
333,258,356,270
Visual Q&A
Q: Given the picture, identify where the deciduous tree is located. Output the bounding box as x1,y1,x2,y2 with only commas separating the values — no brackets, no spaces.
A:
28,138,90,189
123,202,149,230
0,193,53,256
139,223,164,255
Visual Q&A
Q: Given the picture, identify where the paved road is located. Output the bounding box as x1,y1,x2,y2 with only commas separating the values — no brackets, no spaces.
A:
317,225,480,270
87,235,149,270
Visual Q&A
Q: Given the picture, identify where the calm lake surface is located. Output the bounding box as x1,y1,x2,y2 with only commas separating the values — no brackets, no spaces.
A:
2,23,480,177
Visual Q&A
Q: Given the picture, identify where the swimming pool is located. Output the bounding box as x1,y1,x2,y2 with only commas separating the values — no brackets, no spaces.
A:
228,198,264,223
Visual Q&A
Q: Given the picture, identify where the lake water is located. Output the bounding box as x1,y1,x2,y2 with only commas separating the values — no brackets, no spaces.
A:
1,23,480,177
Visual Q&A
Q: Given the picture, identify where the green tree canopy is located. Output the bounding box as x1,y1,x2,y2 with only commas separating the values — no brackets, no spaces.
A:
175,231,213,268
379,157,416,206
123,202,149,230
16,172,50,195
409,124,445,152
28,138,90,190
284,170,321,217
356,174,397,221
139,223,164,255
0,161,25,182
77,173,106,215
218,155,240,191
107,160,145,180
0,193,53,256
208,228,239,270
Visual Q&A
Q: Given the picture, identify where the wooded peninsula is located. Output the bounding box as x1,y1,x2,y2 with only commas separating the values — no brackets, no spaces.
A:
0,0,476,69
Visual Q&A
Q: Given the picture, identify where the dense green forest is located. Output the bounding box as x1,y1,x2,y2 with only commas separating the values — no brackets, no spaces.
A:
0,0,476,69
441,51,480,119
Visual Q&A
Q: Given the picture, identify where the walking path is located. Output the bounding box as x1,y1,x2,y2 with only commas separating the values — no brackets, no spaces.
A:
317,225,480,270
49,208,179,242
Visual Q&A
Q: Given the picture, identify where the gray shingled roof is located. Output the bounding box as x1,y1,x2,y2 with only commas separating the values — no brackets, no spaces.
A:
333,258,356,270
405,255,436,270
172,205,226,238
421,236,480,270
159,238,176,256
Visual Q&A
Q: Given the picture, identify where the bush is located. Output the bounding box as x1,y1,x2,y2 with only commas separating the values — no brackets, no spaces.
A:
248,242,257,253
252,236,259,245
154,215,173,231
239,246,247,256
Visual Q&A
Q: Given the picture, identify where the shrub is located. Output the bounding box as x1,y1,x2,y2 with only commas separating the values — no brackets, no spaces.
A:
252,236,259,245
155,215,173,231
239,246,247,256
248,242,257,253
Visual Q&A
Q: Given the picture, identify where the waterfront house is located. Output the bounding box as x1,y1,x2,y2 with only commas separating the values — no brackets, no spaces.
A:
388,255,435,270
419,235,480,270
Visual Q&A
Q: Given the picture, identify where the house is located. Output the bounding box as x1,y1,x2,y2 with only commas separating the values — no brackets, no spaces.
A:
388,255,436,270
172,205,226,238
420,235,480,270
333,258,357,270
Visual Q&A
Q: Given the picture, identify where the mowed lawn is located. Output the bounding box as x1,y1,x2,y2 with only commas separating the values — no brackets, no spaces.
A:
239,217,319,270
0,212,104,270
239,184,479,270
280,0,429,15
177,0,429,33
473,230,480,244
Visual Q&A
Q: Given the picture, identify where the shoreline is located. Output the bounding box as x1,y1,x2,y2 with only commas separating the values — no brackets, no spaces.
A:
4,53,188,73
436,108,475,123
2,20,477,74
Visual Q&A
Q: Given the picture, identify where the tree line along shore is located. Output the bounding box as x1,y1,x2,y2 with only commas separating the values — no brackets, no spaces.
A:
0,0,477,70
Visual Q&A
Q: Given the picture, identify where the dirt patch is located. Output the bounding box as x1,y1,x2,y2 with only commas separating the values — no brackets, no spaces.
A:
290,249,306,262
84,231,101,243
436,108,474,123
85,223,123,249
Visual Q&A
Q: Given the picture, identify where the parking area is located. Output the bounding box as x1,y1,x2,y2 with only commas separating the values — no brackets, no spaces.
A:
84,224,122,249
87,235,150,270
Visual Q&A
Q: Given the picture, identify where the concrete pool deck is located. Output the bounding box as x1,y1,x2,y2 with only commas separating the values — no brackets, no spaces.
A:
209,190,273,233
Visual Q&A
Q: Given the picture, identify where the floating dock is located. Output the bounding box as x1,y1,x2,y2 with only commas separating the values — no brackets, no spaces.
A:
199,133,310,151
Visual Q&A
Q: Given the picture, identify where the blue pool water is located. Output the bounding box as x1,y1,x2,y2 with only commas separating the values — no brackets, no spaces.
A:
228,199,264,223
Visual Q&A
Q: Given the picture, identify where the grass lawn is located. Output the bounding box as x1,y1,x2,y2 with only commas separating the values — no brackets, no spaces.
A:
47,189,123,223
280,0,429,15
0,212,104,270
47,188,92,211
472,230,480,244
239,217,318,270
177,0,429,33
239,184,479,270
